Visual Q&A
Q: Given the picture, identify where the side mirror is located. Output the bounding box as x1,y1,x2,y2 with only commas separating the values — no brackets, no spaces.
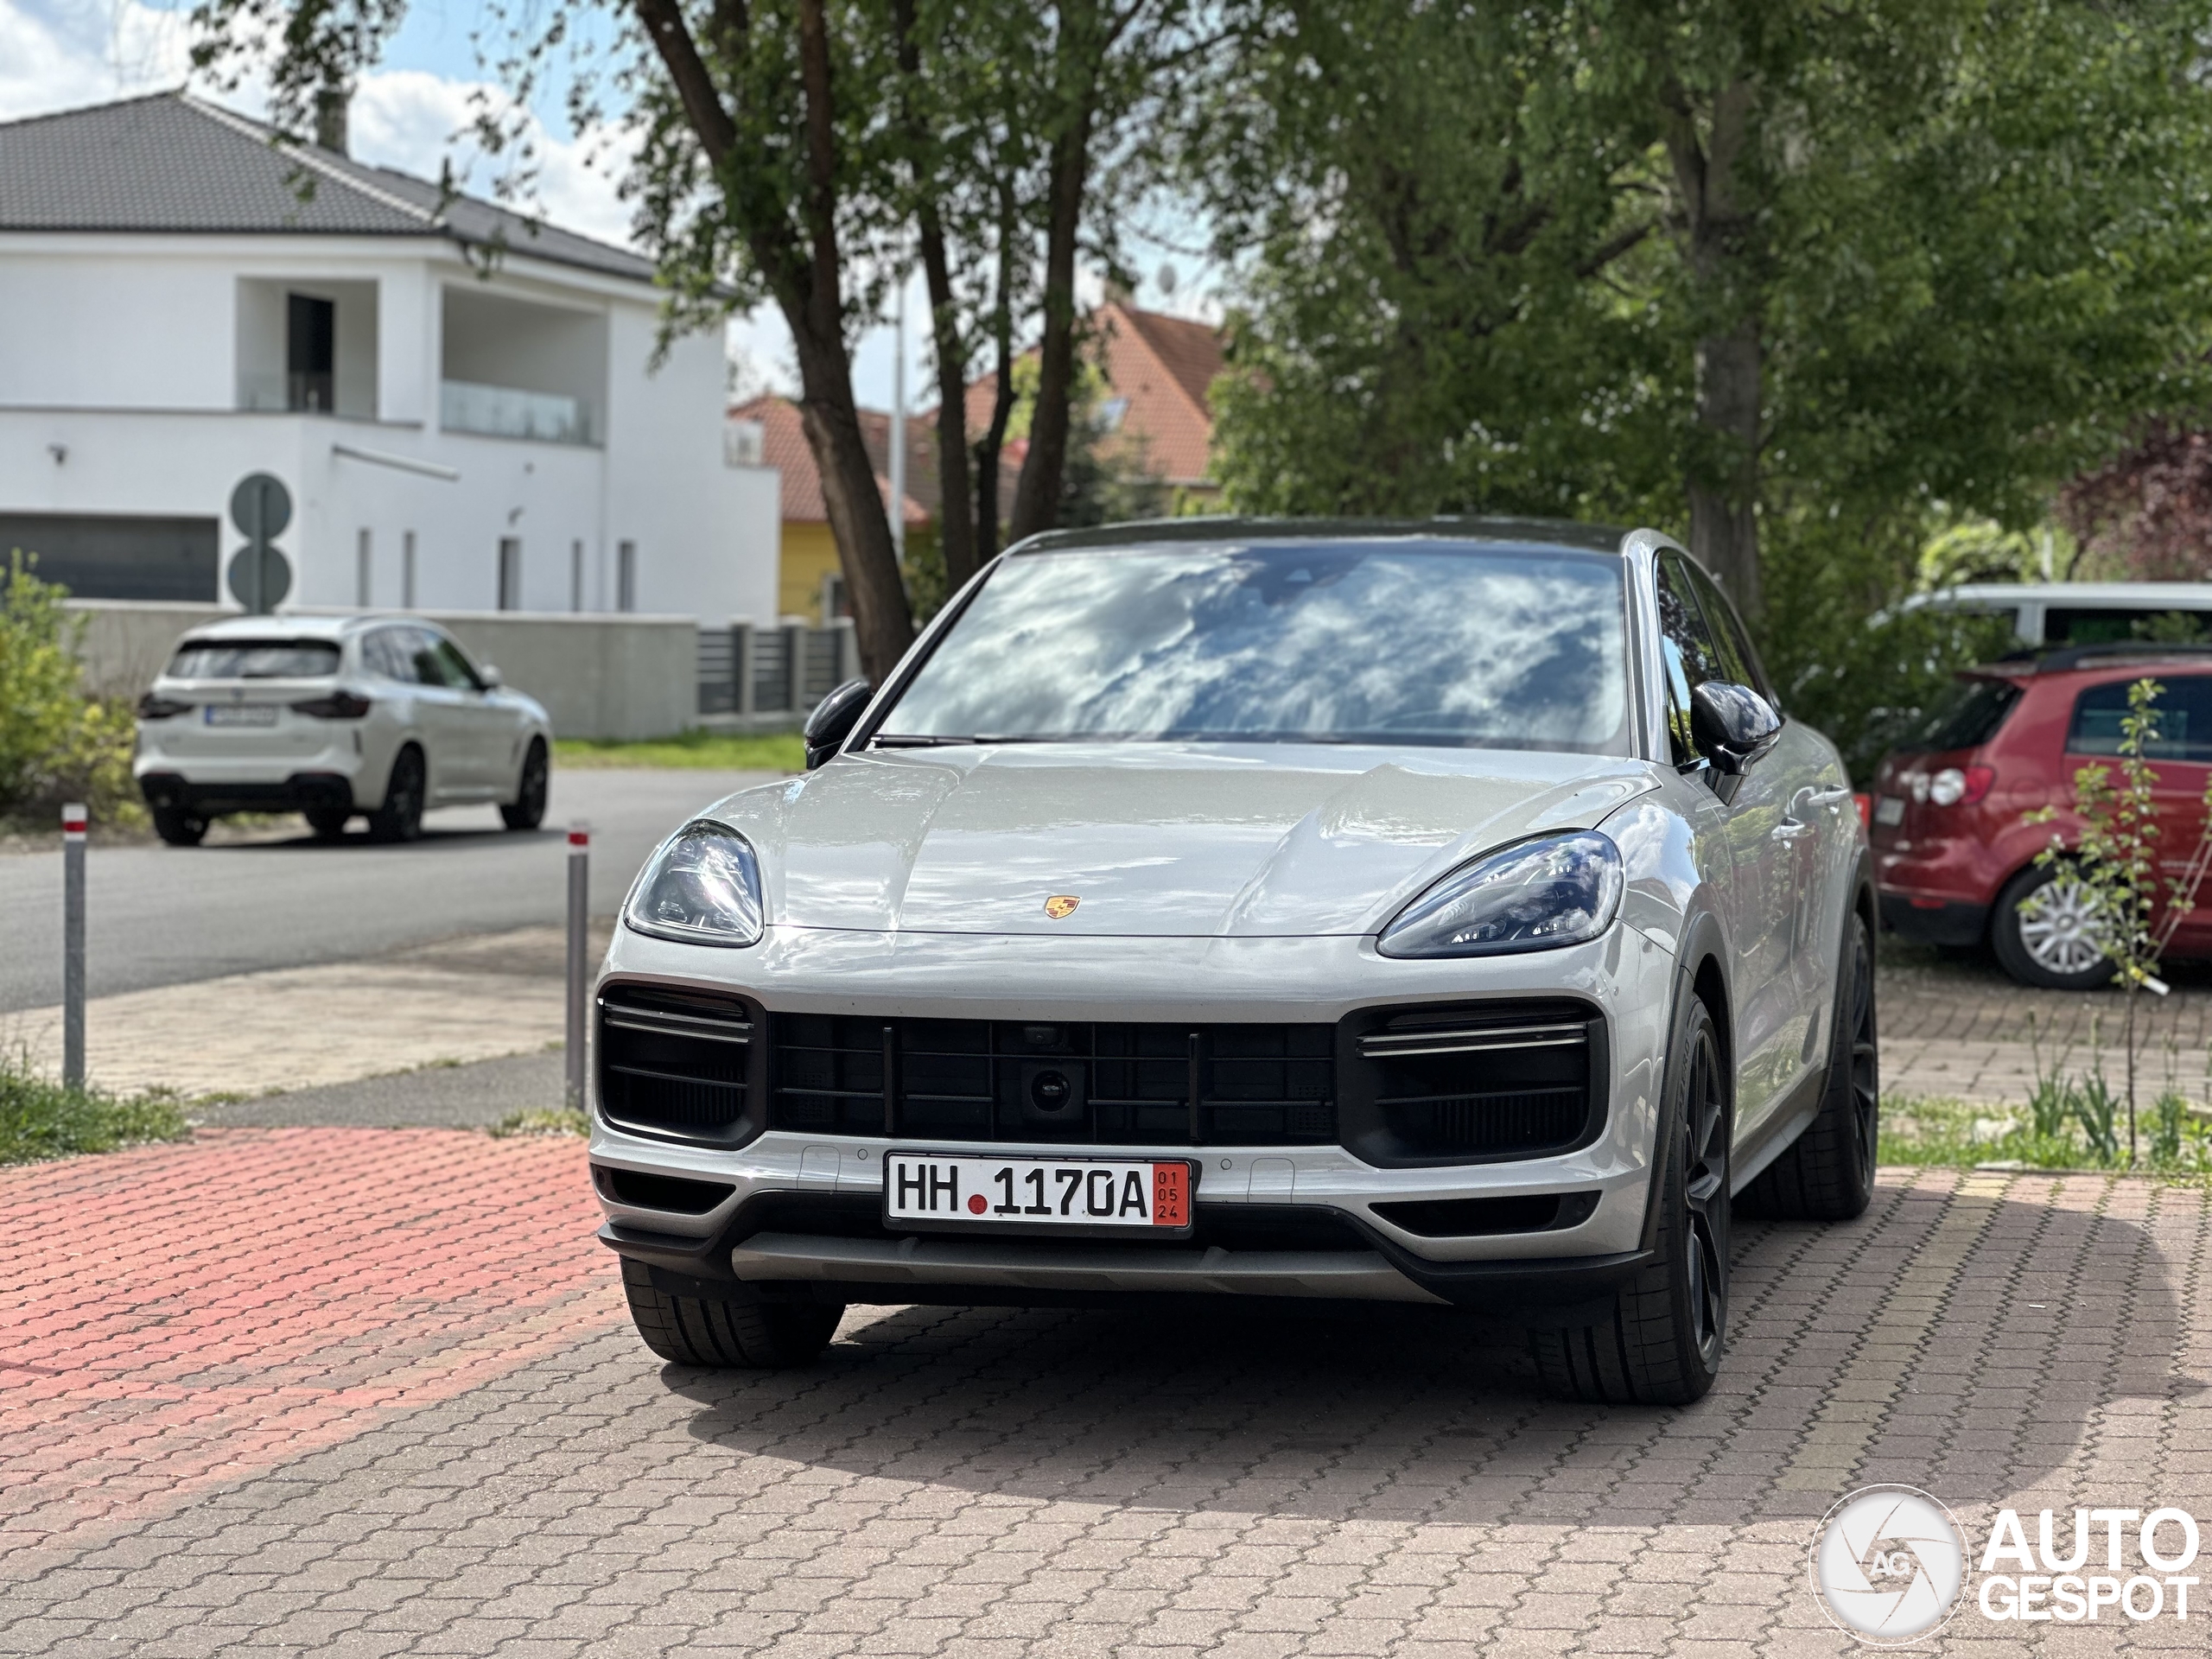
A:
1689,681,1781,774
804,678,873,770
478,664,503,690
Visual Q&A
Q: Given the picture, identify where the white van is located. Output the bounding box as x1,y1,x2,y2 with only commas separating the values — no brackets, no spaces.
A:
1907,582,2212,647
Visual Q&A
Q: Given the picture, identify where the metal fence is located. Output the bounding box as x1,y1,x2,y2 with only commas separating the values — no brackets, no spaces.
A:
697,618,860,721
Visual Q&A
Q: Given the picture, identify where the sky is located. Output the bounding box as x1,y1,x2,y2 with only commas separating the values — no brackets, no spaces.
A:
3,0,1225,415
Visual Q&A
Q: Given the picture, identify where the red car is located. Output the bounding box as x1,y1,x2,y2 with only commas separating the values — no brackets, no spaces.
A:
1873,642,2212,988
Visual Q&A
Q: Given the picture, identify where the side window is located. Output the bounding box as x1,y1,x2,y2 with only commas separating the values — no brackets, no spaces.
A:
2069,677,2212,762
363,629,416,683
432,636,484,690
406,627,454,688
1684,562,1775,707
1656,554,1727,765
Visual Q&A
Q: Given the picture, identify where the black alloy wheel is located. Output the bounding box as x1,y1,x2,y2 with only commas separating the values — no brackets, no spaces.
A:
1738,912,1879,1222
501,738,549,831
366,747,425,843
1530,996,1730,1405
1677,1017,1732,1376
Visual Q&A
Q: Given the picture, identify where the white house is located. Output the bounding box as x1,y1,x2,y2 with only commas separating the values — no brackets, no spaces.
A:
0,91,778,623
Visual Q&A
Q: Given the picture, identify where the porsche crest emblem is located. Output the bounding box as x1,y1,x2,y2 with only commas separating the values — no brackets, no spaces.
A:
1043,894,1081,919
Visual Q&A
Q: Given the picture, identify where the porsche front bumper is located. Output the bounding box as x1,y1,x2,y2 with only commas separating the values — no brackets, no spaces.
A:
588,921,1682,1315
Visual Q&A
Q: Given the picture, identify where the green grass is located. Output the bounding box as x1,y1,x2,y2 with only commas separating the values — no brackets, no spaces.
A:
555,729,804,772
488,1106,590,1139
1880,1091,2212,1177
0,1055,190,1165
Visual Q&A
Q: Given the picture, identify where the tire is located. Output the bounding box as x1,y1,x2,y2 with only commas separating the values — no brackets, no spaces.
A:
1738,912,1878,1222
1530,995,1729,1406
620,1260,842,1368
152,805,208,847
500,738,549,831
1991,862,2112,990
366,746,426,843
305,806,351,841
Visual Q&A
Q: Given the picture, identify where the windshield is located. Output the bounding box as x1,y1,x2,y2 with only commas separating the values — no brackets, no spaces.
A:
875,541,1633,753
168,639,341,679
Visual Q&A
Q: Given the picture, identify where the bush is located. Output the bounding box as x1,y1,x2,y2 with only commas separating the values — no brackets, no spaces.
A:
0,1052,189,1165
0,552,140,825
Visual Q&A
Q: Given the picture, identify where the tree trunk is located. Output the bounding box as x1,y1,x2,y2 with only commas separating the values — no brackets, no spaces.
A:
889,0,976,596
632,0,914,683
921,227,976,594
1010,3,1099,543
974,181,1019,563
1690,320,1762,614
794,348,915,683
1660,76,1763,617
794,0,914,681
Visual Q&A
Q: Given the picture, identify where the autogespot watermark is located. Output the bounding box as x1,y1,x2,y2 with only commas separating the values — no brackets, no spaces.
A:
1809,1485,2204,1645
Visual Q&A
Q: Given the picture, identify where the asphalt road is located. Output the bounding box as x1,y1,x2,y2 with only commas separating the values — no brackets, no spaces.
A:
0,767,779,1012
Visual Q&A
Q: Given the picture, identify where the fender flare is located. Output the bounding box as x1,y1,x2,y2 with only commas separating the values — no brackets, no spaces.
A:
1637,906,1732,1259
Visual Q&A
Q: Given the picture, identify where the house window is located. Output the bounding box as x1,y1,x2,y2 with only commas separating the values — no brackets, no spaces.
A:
617,540,637,613
356,528,372,607
402,531,417,608
287,293,335,413
498,537,522,611
571,539,585,613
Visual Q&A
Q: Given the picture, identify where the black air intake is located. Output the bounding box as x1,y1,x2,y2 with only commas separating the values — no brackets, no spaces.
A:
1340,1000,1604,1166
596,984,759,1146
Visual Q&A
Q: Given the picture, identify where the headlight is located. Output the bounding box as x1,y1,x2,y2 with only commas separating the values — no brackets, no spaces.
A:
1377,831,1624,958
623,821,765,947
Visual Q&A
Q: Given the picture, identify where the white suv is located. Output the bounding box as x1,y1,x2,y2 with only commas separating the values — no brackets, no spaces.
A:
134,614,553,846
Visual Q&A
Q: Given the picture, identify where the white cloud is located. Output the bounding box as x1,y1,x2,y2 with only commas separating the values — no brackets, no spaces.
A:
0,0,195,121
348,69,637,250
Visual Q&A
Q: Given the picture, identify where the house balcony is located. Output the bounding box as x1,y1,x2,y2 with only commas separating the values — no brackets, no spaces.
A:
439,379,595,446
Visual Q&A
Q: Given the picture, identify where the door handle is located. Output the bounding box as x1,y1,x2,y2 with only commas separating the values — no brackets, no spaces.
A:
1800,785,1853,809
1772,817,1815,842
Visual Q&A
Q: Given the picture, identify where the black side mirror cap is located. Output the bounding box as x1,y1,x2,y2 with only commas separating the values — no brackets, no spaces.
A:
1689,681,1782,774
803,678,874,770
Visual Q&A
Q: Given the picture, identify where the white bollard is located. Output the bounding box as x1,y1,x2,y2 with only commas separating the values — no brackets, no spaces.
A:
566,824,590,1112
61,802,86,1090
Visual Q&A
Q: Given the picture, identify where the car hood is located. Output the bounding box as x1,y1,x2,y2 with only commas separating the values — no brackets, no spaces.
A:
699,743,1659,938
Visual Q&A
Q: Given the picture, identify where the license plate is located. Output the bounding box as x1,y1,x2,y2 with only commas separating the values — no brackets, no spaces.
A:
883,1153,1193,1236
1873,795,1904,826
204,704,277,727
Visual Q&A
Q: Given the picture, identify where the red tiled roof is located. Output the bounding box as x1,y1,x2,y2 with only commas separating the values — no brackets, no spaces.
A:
728,394,932,526
959,301,1225,487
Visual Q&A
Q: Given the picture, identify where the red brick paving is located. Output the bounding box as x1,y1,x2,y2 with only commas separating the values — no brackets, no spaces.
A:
0,1127,621,1560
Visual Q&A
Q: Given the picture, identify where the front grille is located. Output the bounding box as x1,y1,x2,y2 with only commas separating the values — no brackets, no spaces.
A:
597,984,758,1145
1341,999,1603,1165
769,1015,1336,1145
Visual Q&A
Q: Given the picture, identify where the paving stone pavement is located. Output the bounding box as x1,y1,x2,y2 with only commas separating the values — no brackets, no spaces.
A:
1878,947,2212,1106
3,1128,2209,1656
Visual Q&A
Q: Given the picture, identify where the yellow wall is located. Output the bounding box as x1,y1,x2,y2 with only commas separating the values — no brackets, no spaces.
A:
778,520,841,623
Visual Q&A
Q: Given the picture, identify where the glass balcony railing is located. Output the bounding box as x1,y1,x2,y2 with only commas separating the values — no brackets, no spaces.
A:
440,378,594,445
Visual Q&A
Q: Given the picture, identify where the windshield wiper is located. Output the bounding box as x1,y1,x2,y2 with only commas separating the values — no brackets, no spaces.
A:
871,734,978,748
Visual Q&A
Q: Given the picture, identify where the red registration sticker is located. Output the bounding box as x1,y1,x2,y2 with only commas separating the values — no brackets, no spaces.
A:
1151,1162,1189,1227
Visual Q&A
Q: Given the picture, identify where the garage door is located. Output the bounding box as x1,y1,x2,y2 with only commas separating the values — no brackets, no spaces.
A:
0,513,219,601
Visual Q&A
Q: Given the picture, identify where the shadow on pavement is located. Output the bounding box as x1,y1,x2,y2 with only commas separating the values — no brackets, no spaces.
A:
658,1182,2186,1525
